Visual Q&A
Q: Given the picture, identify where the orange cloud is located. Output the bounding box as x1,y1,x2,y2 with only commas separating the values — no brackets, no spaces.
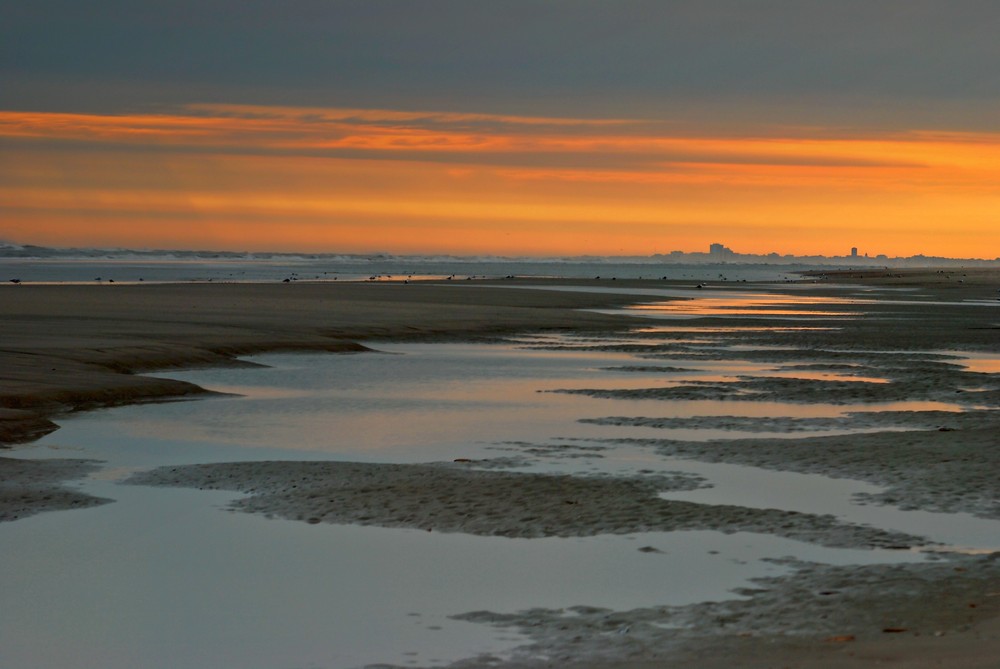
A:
2,104,999,257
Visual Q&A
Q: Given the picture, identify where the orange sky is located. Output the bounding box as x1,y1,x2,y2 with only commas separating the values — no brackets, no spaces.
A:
2,104,999,257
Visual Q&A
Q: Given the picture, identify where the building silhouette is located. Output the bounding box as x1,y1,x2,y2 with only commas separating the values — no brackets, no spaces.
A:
709,243,734,258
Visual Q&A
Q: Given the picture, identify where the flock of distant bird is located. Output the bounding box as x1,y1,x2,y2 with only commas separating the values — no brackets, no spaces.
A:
6,274,1000,301
6,276,133,285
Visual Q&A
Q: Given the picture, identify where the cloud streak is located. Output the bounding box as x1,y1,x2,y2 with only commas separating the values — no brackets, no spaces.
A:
5,103,993,172
3,102,999,257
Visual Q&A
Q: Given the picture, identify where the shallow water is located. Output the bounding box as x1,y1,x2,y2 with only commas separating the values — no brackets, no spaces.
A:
48,343,960,460
941,350,1000,374
0,475,925,669
0,257,793,284
3,309,997,667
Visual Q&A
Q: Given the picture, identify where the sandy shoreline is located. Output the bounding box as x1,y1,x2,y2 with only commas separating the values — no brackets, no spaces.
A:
2,269,999,668
3,270,996,446
0,280,641,445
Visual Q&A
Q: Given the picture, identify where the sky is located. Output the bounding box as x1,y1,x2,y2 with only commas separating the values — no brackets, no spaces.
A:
2,1,999,258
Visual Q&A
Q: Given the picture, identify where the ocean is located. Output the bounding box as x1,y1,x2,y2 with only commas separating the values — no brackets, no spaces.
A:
0,252,811,285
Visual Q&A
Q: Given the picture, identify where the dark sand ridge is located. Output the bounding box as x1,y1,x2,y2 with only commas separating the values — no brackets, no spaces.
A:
2,269,999,668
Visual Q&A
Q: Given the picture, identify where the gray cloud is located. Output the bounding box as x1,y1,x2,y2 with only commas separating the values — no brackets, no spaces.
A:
3,1,999,130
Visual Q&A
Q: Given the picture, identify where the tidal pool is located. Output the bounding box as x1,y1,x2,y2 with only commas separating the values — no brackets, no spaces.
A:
2,333,992,668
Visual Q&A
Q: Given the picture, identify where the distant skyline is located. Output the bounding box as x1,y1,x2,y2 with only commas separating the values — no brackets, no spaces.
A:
5,239,998,266
2,1,999,258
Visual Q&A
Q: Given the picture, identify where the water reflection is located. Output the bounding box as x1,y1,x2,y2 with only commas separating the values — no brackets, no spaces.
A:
119,346,949,458
943,351,1000,374
628,292,863,318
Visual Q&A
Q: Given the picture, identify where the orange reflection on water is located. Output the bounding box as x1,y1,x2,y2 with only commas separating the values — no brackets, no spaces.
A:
949,353,1000,374
755,370,889,384
631,293,865,318
634,326,840,333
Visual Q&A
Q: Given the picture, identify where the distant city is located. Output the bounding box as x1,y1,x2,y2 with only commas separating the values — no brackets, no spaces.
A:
0,241,998,268
667,243,1000,268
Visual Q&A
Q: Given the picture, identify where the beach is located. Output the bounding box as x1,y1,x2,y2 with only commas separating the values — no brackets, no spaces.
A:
0,281,637,444
2,270,999,668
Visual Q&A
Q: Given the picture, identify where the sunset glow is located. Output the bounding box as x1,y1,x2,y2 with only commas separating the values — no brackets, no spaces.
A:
3,3,1000,258
2,104,999,256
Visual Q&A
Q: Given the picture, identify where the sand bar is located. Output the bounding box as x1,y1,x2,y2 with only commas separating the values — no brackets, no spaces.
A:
0,280,642,445
125,460,922,549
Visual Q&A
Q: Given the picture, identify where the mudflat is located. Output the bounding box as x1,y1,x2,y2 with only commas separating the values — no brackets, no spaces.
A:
2,269,999,668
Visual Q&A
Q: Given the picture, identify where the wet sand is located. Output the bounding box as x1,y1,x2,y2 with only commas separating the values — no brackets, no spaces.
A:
2,269,999,667
125,460,921,549
0,281,638,444
0,456,111,522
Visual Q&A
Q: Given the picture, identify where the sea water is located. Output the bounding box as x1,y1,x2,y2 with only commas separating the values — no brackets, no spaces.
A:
0,254,799,284
1,285,997,669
